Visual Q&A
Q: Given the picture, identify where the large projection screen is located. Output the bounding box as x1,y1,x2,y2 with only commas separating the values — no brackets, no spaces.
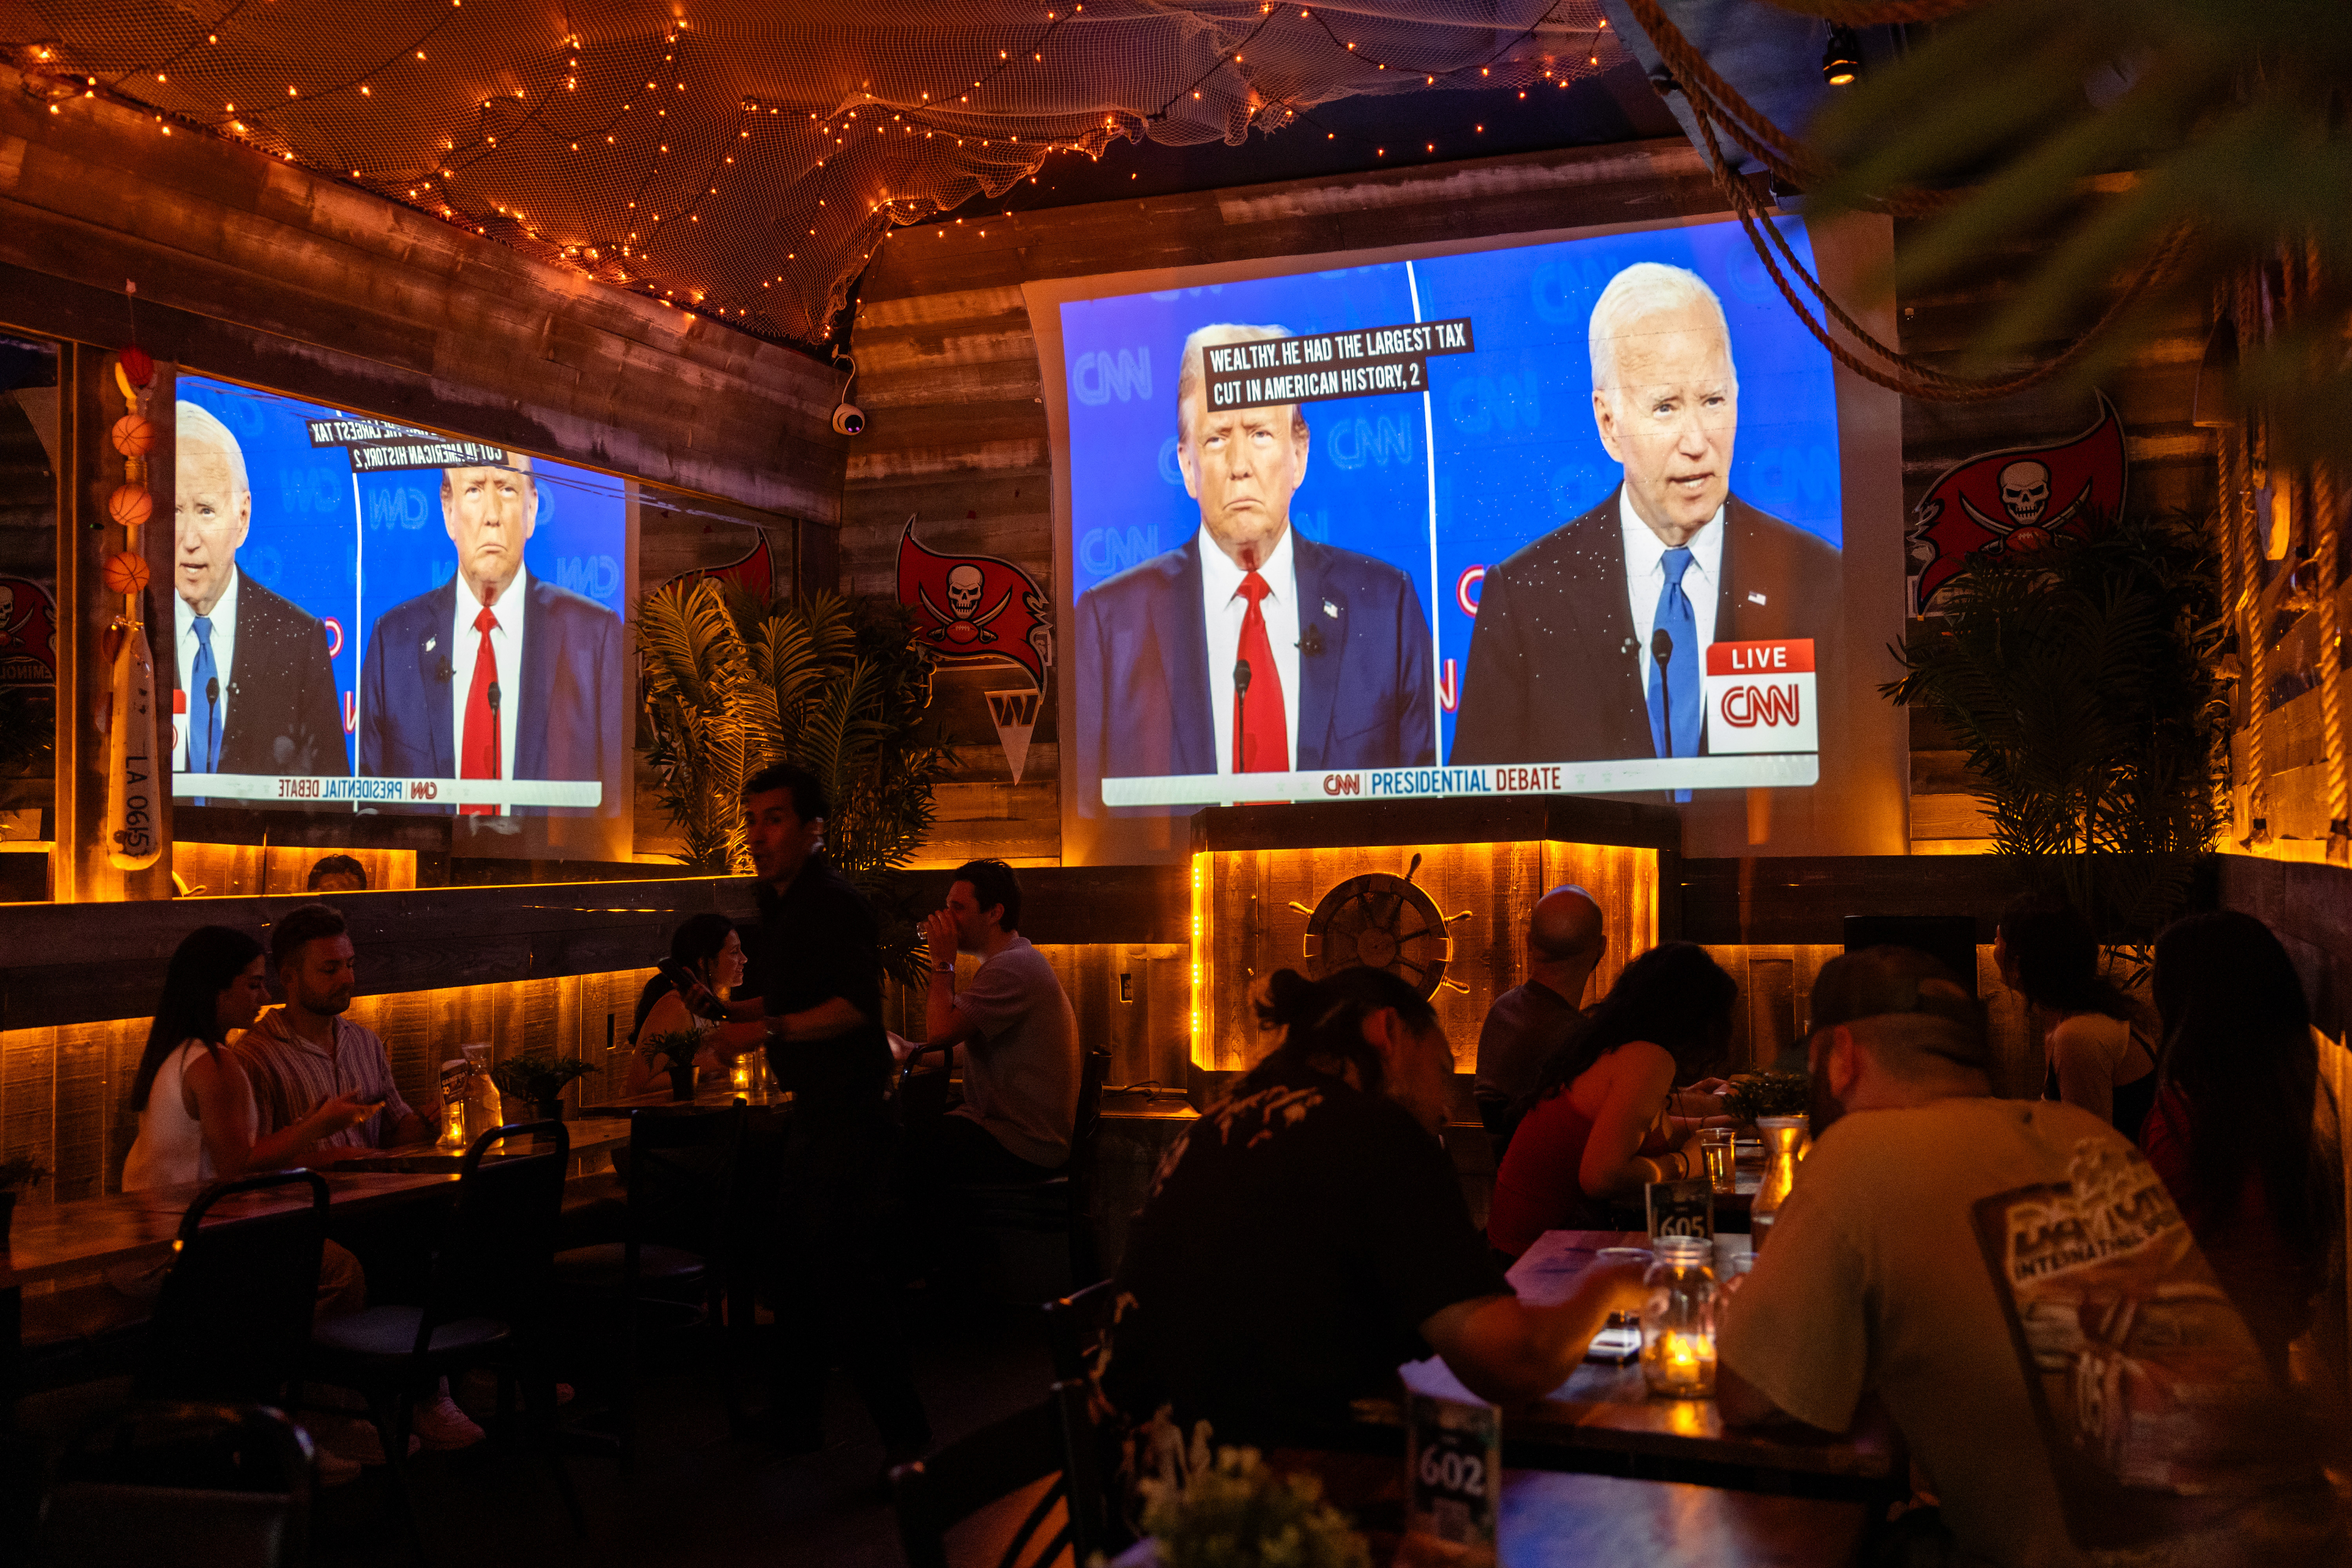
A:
170,375,636,861
1032,209,1906,866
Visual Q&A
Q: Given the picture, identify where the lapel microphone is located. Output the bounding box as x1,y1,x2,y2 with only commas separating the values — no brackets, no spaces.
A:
435,658,453,683
1298,624,1325,657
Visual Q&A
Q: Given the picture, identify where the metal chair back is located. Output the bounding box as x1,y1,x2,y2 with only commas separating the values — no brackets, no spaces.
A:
411,1121,569,1357
133,1169,329,1406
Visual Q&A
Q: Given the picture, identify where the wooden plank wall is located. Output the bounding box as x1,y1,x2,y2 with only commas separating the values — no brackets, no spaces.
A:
838,141,1728,865
0,62,847,521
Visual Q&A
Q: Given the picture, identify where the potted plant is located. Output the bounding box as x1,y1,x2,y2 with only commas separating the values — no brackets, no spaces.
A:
0,1151,48,1249
1135,1425,1369,1568
639,1029,707,1100
489,1052,597,1122
636,583,947,982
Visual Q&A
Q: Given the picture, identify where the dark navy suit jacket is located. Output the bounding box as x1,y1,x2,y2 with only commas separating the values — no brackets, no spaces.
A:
1074,530,1435,813
1449,487,1841,767
358,573,625,815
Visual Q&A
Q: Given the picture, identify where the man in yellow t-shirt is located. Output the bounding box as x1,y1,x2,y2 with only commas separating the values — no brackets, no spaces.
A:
1718,947,2338,1568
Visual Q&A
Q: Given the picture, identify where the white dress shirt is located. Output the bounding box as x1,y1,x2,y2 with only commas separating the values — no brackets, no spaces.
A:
1199,524,1302,776
1619,490,1724,682
175,567,239,769
451,570,527,806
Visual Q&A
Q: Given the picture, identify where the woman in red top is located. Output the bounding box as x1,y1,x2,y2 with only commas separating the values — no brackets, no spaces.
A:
2140,910,2340,1382
1487,944,1735,1258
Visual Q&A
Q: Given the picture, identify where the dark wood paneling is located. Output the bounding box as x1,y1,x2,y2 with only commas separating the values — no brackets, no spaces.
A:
0,78,846,520
0,877,755,1034
2217,855,2352,1039
1677,855,2031,945
0,864,1185,1031
1194,795,1682,855
896,865,1184,945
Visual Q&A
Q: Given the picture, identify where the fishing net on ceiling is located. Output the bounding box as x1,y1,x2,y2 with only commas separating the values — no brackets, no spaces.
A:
2,0,1629,350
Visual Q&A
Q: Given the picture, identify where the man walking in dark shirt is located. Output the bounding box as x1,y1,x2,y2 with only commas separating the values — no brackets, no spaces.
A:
705,761,929,1458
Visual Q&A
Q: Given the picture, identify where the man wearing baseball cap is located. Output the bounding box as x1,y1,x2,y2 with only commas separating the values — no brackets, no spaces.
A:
1716,947,2336,1567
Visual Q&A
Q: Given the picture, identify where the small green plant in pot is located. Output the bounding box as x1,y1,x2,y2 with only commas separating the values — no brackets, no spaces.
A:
489,1053,597,1121
639,1029,707,1099
0,1151,49,1249
1137,1429,1369,1568
1720,1072,1812,1126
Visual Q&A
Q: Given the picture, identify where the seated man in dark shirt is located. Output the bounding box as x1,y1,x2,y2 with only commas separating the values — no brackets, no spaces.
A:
1101,965,1647,1459
1474,885,1605,1149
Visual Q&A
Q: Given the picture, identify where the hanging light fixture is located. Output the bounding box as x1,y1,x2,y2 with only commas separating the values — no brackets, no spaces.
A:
1822,25,1862,86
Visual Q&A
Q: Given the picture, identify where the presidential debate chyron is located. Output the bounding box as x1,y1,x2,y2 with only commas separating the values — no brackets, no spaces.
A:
169,378,631,844
1056,216,1847,823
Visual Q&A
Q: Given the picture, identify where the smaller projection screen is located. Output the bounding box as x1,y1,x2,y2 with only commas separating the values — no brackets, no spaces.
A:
170,376,633,858
1032,210,1907,864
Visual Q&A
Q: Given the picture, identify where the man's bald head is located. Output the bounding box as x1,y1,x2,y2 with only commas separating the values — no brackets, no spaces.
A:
1529,885,1605,962
1525,885,1606,1004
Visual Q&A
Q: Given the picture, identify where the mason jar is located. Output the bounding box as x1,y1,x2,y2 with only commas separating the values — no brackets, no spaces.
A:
1639,1235,1719,1399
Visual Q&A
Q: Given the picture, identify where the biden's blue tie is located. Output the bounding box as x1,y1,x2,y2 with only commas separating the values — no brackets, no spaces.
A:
190,615,220,774
1648,547,1700,798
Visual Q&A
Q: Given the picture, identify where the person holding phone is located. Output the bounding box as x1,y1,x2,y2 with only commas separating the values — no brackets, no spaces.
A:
623,914,741,1096
123,924,380,1191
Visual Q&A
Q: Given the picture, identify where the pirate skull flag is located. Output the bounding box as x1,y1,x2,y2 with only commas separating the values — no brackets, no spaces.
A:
663,531,776,599
897,519,1051,689
1912,393,2128,611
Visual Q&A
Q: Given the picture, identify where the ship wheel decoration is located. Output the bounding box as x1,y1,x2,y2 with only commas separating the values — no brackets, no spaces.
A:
1291,853,1474,999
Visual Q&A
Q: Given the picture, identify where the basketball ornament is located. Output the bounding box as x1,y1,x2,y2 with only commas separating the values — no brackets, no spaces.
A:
108,483,152,530
102,551,150,596
111,413,156,457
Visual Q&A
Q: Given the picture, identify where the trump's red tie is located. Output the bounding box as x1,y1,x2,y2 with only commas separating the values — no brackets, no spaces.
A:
1234,570,1287,773
460,606,499,817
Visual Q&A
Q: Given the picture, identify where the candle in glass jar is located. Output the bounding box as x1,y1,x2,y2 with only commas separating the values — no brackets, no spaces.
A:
1642,1328,1716,1397
731,1059,753,1091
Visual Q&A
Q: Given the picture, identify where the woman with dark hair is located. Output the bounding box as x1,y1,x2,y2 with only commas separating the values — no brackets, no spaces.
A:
1485,943,1736,1258
623,912,744,1095
2142,910,2340,1379
1996,892,2158,1138
122,925,376,1190
1102,965,1649,1452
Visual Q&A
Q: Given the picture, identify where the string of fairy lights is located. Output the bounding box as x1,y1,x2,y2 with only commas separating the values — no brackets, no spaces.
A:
8,0,1628,347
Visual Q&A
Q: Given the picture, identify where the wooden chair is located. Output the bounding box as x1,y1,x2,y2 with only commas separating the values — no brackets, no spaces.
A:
307,1122,580,1558
549,1103,747,1465
890,1378,1104,1568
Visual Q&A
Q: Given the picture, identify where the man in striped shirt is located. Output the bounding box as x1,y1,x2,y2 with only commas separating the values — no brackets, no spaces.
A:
235,900,480,1448
235,902,436,1152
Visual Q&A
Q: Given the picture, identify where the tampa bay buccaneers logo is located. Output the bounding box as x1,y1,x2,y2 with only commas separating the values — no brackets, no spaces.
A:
0,577,58,686
1912,393,2127,611
896,519,1051,688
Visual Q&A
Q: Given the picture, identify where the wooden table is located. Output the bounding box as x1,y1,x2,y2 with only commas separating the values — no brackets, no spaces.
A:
1362,1230,1903,1498
1,1118,627,1290
576,1081,793,1116
1115,1453,1872,1567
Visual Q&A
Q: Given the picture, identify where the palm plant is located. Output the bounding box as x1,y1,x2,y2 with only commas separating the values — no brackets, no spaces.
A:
1885,513,2230,940
636,580,946,978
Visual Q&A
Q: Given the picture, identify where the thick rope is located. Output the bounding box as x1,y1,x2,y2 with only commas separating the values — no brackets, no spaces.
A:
1621,0,1965,218
2232,269,2272,826
1690,101,2188,404
2305,236,2348,852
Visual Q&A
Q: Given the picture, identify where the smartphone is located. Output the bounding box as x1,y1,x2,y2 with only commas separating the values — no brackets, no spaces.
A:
657,959,713,1015
1585,1312,1642,1365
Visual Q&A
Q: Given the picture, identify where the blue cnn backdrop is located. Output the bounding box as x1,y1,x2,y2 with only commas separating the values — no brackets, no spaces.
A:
1057,215,1842,768
175,376,627,781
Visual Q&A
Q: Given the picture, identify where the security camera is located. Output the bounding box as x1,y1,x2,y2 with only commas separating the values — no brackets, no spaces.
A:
830,352,864,436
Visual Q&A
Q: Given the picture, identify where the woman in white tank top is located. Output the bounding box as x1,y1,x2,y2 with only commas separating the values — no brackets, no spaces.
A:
623,915,743,1096
123,927,379,1191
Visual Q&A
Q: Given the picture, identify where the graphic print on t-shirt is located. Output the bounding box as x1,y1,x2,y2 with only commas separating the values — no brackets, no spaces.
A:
1972,1138,2311,1552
